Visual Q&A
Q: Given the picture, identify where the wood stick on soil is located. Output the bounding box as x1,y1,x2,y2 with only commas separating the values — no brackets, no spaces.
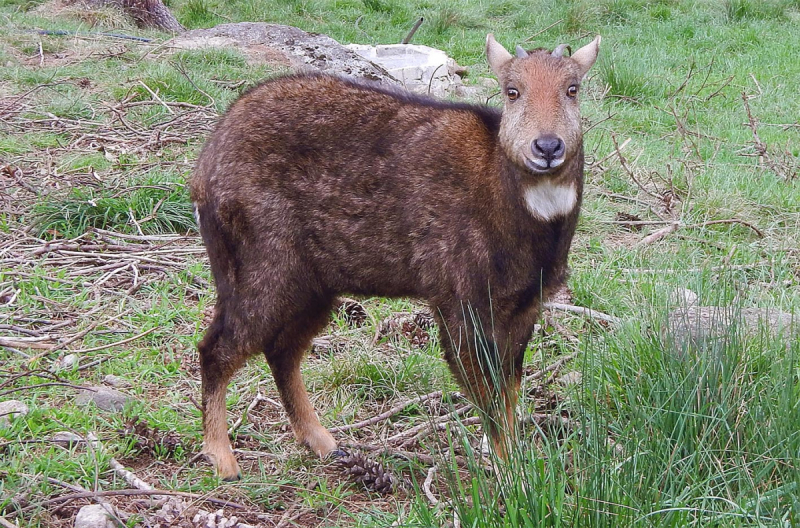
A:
343,442,470,468
423,465,438,505
525,352,579,383
0,515,20,528
386,404,474,445
86,432,163,502
10,489,249,518
634,222,679,247
543,302,620,324
399,416,483,449
71,327,156,354
35,308,133,359
46,477,126,527
684,218,764,238
228,391,272,434
329,390,465,433
611,134,660,200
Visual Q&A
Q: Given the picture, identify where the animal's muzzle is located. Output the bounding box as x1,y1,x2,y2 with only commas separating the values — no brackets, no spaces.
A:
526,135,566,172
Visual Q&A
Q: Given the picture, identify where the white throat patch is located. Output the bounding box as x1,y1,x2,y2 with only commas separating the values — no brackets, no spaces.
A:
523,182,578,221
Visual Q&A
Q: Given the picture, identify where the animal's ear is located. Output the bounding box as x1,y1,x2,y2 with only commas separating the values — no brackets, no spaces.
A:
571,35,601,79
486,34,513,77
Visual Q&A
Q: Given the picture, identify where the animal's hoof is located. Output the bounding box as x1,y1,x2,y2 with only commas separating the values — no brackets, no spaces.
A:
221,471,243,482
202,450,242,481
329,449,349,459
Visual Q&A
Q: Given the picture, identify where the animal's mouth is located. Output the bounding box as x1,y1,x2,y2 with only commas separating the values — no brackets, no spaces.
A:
524,156,564,174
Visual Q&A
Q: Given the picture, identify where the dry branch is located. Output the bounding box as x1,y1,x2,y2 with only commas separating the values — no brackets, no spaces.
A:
423,465,439,505
741,91,798,180
10,489,249,518
329,390,464,434
525,352,579,383
634,223,679,247
543,303,620,324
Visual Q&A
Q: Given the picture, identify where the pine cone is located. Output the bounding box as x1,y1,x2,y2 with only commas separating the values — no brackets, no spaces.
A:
337,451,397,494
413,310,434,329
338,298,368,327
376,311,432,348
120,416,182,456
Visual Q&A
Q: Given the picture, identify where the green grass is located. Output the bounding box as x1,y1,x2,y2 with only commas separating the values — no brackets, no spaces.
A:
1,0,799,526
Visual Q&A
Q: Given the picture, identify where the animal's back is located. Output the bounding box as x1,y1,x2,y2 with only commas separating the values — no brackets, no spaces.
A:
191,73,504,298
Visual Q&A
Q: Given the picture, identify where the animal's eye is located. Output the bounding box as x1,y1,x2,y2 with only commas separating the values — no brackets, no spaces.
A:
567,85,579,97
507,88,520,101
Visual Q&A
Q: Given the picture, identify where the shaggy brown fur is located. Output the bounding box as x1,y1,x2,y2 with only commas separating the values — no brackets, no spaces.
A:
190,34,600,480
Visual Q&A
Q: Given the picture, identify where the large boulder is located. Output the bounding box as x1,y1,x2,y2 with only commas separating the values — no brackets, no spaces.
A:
346,43,464,97
667,305,797,350
168,23,399,85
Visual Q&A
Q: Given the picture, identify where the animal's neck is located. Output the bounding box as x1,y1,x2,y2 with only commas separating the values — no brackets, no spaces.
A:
522,179,578,221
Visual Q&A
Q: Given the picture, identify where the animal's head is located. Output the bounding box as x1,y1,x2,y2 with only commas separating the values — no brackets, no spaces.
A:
486,34,600,177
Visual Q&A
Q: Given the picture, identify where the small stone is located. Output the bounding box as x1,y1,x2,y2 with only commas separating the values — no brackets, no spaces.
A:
103,374,124,387
478,77,499,89
74,504,115,528
669,288,698,308
0,400,29,428
75,386,132,412
51,431,84,446
557,371,583,387
54,354,79,371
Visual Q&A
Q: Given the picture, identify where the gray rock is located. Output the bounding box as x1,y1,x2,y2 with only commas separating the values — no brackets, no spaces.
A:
74,504,115,528
668,288,699,308
75,386,132,412
0,400,29,427
103,374,125,387
557,371,583,387
54,353,79,371
169,23,399,85
51,431,84,446
667,306,797,349
346,43,462,97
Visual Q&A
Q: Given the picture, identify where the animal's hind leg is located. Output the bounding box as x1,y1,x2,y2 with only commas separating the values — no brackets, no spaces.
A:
265,299,338,457
198,307,248,481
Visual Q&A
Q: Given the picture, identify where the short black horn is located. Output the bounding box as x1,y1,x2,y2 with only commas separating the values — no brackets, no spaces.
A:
551,44,571,57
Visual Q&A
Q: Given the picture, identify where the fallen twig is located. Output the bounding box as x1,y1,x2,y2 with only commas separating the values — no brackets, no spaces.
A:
0,337,54,350
343,442,469,468
741,91,798,180
611,134,666,206
70,327,156,354
329,390,464,434
0,382,96,398
685,218,764,238
635,222,679,247
0,515,20,528
423,465,438,505
9,489,249,518
386,405,477,447
46,477,126,527
228,391,279,434
525,352,579,383
543,302,620,324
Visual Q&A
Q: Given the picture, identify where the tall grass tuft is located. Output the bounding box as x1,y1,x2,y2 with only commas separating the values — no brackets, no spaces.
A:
724,0,792,21
32,184,196,238
413,299,800,526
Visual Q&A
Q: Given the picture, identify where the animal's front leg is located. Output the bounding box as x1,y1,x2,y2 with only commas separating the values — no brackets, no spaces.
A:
436,305,523,459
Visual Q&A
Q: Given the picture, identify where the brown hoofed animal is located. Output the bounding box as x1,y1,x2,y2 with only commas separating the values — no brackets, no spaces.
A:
191,34,601,480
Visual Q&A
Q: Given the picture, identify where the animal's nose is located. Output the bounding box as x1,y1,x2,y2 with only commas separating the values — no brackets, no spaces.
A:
532,136,565,161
